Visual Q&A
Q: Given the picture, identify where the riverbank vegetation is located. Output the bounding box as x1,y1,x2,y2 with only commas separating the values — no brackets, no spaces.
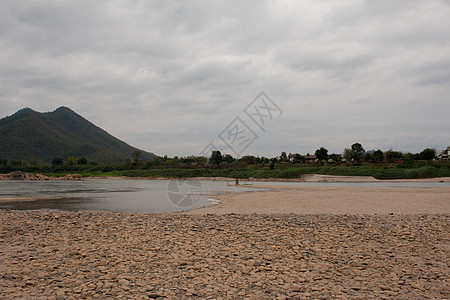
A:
1,143,449,180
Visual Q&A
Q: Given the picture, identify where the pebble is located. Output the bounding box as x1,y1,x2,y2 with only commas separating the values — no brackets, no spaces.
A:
0,210,448,299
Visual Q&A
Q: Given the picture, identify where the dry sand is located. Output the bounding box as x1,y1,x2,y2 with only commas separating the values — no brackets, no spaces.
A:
1,180,449,299
189,185,450,215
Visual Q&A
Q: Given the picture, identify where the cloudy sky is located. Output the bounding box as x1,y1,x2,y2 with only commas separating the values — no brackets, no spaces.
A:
1,0,449,157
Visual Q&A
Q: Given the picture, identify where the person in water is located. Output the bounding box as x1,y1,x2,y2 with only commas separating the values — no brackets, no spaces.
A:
235,178,240,185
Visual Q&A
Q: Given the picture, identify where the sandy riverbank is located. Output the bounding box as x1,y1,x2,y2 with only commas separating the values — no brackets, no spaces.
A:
180,175,450,183
188,185,450,215
84,175,450,183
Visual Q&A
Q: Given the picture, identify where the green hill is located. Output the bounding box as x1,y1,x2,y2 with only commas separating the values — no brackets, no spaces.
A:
0,107,157,164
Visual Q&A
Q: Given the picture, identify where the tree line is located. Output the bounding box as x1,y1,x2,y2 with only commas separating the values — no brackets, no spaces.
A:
0,143,441,173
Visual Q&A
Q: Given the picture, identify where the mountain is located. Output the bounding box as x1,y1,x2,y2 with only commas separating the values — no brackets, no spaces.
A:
0,107,157,164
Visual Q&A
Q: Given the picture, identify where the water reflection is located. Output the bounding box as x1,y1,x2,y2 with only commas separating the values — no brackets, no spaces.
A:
0,179,263,213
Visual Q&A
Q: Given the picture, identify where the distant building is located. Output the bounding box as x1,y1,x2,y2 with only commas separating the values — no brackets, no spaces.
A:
438,147,450,160
305,154,319,163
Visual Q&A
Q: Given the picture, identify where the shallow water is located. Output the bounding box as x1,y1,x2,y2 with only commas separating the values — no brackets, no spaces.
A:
0,178,448,213
0,179,264,213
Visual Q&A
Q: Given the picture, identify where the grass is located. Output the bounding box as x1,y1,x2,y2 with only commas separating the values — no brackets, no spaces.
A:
38,162,450,180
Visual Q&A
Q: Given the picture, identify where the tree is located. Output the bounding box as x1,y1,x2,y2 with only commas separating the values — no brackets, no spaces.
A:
385,150,403,163
328,153,342,164
280,152,288,163
343,148,352,163
343,143,365,164
131,150,142,167
10,160,21,167
372,150,384,163
66,157,76,166
351,143,365,162
124,158,132,169
364,153,372,163
52,157,64,167
239,155,256,165
31,159,39,167
77,157,88,165
402,152,414,162
293,153,305,164
315,147,328,164
223,154,235,165
210,150,223,168
270,157,277,170
420,148,436,160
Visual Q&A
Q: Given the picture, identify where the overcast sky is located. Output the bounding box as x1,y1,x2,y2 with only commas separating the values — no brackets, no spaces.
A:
1,0,449,157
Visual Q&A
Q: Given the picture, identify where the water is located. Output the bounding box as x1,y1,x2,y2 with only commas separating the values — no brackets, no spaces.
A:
0,179,264,213
0,178,448,213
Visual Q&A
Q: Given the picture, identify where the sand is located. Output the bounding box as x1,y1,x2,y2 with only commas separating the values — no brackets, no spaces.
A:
189,185,450,215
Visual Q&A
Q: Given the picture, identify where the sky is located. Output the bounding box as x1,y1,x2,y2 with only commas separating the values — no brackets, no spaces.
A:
1,0,449,157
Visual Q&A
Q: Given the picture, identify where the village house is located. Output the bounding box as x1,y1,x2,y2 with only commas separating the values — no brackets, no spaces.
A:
438,147,450,160
305,154,319,163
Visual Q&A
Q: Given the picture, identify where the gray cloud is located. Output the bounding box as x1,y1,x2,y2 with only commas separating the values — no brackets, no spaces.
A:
1,0,449,157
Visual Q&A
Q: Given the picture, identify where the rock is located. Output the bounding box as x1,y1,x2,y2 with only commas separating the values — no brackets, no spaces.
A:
0,211,448,299
58,174,84,181
0,172,82,181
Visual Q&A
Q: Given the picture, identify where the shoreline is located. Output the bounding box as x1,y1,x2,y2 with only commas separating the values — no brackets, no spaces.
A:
89,175,450,182
2,171,450,183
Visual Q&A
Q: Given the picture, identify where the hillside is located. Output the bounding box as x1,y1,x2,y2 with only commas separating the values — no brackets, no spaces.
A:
0,107,157,164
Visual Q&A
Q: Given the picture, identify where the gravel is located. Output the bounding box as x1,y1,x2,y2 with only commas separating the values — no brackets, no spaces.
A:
1,210,449,299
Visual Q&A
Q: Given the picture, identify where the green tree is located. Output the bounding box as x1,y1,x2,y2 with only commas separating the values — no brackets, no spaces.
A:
420,148,436,160
280,152,288,163
210,150,223,168
385,150,403,163
293,153,305,163
66,157,76,166
10,160,21,167
270,157,277,170
223,154,235,165
239,155,257,165
343,148,352,163
372,150,384,163
52,157,64,167
328,153,342,164
402,152,414,162
343,143,365,164
77,157,88,165
315,147,329,164
131,150,142,168
124,158,132,169
351,143,365,162
364,153,372,162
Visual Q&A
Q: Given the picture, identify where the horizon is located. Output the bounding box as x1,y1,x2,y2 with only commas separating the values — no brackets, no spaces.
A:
1,105,447,159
